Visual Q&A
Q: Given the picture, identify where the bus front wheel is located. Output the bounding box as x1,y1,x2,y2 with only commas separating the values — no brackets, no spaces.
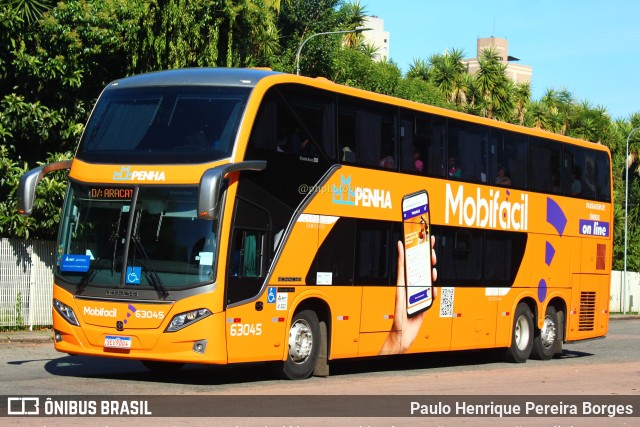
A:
504,302,533,363
531,306,559,360
281,309,320,380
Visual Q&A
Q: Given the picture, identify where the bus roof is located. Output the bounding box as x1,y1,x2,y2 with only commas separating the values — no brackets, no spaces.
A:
106,68,281,89
103,67,609,154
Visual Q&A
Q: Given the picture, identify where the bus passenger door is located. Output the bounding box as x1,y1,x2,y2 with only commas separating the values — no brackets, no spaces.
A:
224,227,286,363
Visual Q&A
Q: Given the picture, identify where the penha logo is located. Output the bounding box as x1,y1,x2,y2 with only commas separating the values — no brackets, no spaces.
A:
331,174,392,209
113,166,165,182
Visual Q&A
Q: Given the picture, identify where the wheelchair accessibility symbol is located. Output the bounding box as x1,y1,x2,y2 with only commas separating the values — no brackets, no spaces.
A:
126,266,142,284
267,287,276,304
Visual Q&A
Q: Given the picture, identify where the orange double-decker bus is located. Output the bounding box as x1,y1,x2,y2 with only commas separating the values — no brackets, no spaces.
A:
18,68,612,379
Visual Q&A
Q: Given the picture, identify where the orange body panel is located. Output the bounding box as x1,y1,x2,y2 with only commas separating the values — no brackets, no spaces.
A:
46,71,612,368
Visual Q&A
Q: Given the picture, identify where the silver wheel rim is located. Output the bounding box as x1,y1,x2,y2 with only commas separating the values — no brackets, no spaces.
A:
515,314,530,351
288,319,313,364
540,314,557,349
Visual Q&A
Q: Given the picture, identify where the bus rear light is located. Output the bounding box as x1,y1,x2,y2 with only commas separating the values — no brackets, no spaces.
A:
165,308,211,332
53,299,79,326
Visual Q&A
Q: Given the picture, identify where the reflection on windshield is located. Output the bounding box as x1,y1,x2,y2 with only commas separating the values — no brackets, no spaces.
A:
76,86,249,164
57,183,217,290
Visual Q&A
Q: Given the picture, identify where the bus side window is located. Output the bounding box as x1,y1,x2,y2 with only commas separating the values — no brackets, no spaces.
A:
564,145,586,198
529,138,562,194
595,152,611,202
227,198,270,305
355,220,394,286
338,95,396,169
306,218,355,285
490,130,527,189
448,119,488,183
400,110,445,177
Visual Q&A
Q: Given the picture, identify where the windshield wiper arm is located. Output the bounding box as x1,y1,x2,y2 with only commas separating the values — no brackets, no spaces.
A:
130,234,169,299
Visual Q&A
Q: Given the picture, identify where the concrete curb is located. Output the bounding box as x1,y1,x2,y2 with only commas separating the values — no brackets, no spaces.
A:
0,329,53,344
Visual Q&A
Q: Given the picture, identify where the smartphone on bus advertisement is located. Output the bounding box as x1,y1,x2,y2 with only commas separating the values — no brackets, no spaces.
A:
401,190,433,317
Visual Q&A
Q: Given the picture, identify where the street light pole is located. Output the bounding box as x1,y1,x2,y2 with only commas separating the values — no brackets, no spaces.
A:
624,126,640,315
295,28,371,76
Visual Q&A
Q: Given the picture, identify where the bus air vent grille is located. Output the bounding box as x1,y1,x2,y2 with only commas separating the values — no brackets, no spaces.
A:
578,291,596,331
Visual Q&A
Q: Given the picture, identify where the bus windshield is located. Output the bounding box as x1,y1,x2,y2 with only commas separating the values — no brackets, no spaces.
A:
76,86,250,164
56,183,217,290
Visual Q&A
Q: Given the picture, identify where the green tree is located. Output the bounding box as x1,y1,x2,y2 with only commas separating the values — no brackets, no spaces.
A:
472,46,513,120
2,0,55,25
0,1,144,238
333,48,401,96
428,48,467,107
134,0,280,71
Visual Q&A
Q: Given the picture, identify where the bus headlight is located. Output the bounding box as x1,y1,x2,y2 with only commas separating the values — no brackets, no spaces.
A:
165,308,211,332
53,299,79,326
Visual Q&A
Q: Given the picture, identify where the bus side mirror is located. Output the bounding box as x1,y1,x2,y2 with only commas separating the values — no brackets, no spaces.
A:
198,160,266,221
18,160,72,216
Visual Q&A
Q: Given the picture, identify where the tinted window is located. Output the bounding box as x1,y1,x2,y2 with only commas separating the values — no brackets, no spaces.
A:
594,151,611,202
306,218,356,285
227,197,270,305
355,220,397,286
448,119,489,183
564,145,587,198
399,110,446,177
529,137,562,194
490,130,527,189
246,86,332,209
433,226,527,287
77,86,249,164
338,95,397,169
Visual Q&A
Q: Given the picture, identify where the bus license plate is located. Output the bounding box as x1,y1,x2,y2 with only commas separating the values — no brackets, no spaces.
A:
104,335,132,349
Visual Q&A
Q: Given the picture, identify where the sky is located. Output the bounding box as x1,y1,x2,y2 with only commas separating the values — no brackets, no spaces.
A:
361,0,640,120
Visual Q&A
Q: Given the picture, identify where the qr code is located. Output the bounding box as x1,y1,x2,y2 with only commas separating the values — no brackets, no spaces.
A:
439,287,454,317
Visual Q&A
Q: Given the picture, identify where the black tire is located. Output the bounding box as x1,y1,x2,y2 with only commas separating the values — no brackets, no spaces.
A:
531,305,559,360
504,302,534,363
141,360,184,373
553,309,565,358
281,309,321,380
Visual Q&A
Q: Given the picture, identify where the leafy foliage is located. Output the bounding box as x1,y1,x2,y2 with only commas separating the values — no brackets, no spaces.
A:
0,0,639,273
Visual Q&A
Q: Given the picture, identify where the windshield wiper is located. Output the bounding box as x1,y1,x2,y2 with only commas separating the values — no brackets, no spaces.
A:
127,211,169,298
130,232,169,299
76,210,124,294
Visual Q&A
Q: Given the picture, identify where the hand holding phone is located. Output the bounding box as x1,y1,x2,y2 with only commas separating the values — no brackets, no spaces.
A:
402,190,433,317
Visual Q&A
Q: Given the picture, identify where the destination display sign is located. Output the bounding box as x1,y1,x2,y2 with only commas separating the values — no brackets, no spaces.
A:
89,188,134,200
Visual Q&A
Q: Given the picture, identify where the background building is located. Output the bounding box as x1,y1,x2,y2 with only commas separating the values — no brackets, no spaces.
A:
463,37,532,83
362,16,389,62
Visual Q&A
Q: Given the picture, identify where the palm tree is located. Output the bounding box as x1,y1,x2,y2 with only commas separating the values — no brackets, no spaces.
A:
473,46,511,119
358,42,379,60
428,48,466,106
540,88,574,135
4,0,54,25
341,0,368,49
512,81,531,125
407,59,430,81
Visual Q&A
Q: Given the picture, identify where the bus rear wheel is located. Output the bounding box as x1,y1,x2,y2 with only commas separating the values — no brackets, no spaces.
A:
281,309,320,380
504,302,533,363
531,306,559,360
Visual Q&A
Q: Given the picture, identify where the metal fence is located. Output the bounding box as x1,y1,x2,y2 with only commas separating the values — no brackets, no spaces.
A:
0,237,639,329
0,238,55,329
